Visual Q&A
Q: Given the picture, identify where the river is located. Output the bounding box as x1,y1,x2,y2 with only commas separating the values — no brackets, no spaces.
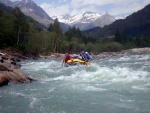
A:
0,53,150,113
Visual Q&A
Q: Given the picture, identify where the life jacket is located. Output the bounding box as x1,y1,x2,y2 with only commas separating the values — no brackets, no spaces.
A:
63,54,72,63
80,52,88,61
86,54,92,61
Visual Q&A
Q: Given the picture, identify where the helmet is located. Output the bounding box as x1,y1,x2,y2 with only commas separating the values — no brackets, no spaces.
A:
85,52,88,54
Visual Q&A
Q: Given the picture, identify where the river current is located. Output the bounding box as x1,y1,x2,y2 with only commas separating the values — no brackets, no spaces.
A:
0,53,150,113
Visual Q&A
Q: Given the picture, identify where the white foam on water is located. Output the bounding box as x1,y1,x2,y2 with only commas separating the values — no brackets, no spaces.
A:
109,54,150,63
120,99,135,102
109,56,131,62
132,85,150,92
40,61,149,87
84,85,107,92
135,55,150,60
48,87,56,93
49,75,67,81
132,86,145,90
9,91,27,97
29,97,39,108
110,67,149,83
21,60,61,72
9,89,40,109
20,54,150,93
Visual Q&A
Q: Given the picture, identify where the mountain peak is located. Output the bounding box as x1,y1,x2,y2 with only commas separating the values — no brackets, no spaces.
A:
10,0,32,2
21,0,33,3
0,0,53,27
54,11,116,30
9,0,20,2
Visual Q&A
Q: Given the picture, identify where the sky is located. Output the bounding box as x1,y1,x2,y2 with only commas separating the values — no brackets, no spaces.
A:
32,0,150,18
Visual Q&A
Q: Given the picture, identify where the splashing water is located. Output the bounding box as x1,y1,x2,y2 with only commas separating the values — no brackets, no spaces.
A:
0,54,150,113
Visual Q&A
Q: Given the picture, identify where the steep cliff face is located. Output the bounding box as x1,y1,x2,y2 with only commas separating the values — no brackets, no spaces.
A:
0,0,54,27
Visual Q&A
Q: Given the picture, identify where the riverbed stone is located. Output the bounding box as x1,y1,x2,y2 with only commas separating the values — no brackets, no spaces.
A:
0,75,9,87
0,64,10,71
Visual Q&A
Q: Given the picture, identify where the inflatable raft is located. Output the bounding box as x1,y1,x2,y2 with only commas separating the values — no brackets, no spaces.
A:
65,58,90,66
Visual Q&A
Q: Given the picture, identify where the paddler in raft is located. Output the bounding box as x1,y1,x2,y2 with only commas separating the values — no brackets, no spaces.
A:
80,51,92,61
62,53,72,66
62,51,92,67
62,53,81,66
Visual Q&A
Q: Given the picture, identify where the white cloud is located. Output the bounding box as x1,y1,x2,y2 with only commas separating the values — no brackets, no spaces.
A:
69,0,150,16
70,0,126,7
108,0,150,16
40,3,70,16
70,4,99,16
40,0,150,17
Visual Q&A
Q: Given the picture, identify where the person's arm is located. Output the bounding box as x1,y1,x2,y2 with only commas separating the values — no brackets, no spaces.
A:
80,53,86,60
62,57,66,65
88,54,92,60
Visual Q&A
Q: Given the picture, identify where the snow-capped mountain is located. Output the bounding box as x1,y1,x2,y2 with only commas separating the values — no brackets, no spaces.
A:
53,11,116,30
116,16,126,20
0,0,116,30
53,11,103,25
0,0,53,27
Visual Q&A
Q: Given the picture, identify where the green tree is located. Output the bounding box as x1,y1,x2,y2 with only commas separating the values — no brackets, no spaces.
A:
65,26,83,43
0,11,16,47
47,19,63,53
0,7,3,16
12,7,29,45
115,29,127,43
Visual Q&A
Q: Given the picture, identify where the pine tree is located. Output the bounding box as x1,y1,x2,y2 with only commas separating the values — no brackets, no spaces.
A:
12,7,28,44
47,19,63,53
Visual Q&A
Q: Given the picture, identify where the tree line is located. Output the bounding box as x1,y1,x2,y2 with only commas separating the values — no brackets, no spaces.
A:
0,6,150,56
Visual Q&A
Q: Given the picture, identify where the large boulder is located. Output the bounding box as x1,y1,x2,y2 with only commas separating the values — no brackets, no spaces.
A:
0,75,9,87
0,69,31,84
0,64,11,71
0,48,35,87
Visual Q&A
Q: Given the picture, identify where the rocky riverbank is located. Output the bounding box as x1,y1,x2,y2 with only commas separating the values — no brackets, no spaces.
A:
0,48,34,87
39,48,150,60
93,47,150,59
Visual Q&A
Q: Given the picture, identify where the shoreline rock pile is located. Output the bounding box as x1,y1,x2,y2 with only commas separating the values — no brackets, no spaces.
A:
0,48,34,87
93,47,150,59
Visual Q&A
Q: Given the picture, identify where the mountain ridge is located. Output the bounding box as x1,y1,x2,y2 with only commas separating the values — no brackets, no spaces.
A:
0,0,53,27
53,11,116,30
84,4,150,38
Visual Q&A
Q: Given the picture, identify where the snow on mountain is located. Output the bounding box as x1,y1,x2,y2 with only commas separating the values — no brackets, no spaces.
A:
53,14,71,24
53,11,102,25
9,0,32,3
9,0,21,2
0,0,117,30
53,11,116,30
116,16,126,20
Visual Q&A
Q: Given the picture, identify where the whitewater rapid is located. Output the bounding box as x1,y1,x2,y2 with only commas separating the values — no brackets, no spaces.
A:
0,53,150,113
